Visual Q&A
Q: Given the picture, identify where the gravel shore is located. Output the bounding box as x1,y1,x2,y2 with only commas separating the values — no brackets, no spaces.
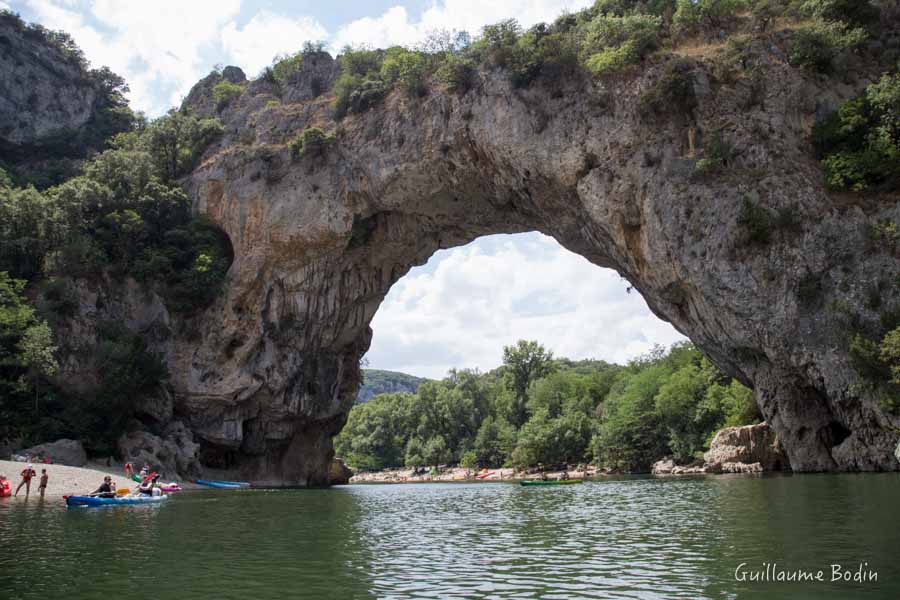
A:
349,466,597,484
0,460,138,498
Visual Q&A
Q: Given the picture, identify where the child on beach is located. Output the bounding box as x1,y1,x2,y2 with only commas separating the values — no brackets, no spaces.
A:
39,469,48,499
15,464,37,497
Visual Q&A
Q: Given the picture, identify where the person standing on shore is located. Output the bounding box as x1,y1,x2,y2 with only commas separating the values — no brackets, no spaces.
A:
15,464,36,497
38,469,48,499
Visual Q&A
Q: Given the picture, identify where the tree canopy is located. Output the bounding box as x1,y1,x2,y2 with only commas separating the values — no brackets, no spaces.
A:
336,340,760,472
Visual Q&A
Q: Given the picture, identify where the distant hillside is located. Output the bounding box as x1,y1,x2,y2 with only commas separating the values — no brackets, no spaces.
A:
357,369,430,403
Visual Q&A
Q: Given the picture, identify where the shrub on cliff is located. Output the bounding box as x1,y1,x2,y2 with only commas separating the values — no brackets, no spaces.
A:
694,132,736,176
639,59,697,119
380,47,428,97
814,73,900,191
736,197,773,245
789,19,867,73
881,327,900,384
140,110,224,180
289,127,335,159
213,79,243,110
673,0,747,34
583,12,662,76
271,52,304,84
333,47,388,119
435,54,478,93
796,0,881,27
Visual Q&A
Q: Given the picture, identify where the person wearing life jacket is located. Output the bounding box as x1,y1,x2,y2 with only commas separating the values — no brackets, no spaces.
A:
0,474,12,497
139,473,160,495
15,464,37,497
91,476,116,498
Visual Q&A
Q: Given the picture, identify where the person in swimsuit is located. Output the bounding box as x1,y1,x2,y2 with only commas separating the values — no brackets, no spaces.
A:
38,469,48,499
15,464,36,497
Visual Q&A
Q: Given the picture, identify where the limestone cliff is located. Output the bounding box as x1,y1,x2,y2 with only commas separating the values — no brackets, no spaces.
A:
0,11,131,184
162,29,900,484
6,10,900,485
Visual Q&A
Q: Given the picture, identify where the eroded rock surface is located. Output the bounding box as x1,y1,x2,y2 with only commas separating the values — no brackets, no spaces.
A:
165,43,900,483
17,439,87,467
118,421,202,481
704,423,788,471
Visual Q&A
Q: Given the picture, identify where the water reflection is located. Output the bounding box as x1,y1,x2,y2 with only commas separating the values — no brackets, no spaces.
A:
2,475,899,599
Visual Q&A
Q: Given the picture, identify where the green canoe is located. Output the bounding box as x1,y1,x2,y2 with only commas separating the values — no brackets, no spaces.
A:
520,479,582,486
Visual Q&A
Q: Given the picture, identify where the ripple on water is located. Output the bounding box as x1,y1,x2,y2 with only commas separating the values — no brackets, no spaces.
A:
1,475,899,599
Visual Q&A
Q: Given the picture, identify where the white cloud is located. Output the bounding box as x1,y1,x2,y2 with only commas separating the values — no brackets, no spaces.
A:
23,0,241,115
332,0,593,50
17,0,595,114
366,233,686,379
221,10,327,77
0,1,10,10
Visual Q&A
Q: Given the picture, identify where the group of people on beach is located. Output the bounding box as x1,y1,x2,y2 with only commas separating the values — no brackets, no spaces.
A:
0,461,164,500
0,465,49,499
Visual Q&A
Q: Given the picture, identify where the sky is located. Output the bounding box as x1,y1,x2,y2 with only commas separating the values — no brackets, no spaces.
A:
6,0,687,378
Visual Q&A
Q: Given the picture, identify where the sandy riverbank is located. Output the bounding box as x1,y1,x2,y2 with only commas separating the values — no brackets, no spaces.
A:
349,465,598,484
0,460,198,498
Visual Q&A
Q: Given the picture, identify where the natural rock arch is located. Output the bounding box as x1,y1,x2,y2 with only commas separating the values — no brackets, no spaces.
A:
173,53,899,484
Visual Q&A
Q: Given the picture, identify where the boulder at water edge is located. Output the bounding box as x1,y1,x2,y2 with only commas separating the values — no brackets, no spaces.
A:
118,422,202,480
17,439,87,466
704,422,788,472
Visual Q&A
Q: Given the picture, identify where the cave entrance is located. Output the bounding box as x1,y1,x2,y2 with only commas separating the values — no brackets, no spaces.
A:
363,231,685,385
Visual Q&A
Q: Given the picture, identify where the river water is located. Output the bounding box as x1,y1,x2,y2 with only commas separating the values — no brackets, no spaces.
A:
1,474,897,599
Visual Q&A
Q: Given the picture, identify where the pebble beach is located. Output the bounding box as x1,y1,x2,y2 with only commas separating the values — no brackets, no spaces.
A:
0,460,138,498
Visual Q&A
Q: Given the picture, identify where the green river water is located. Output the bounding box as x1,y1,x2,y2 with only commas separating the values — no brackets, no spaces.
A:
1,474,898,599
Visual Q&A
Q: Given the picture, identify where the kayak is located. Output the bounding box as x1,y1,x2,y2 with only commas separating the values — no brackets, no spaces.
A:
195,480,250,489
65,494,168,507
520,479,583,486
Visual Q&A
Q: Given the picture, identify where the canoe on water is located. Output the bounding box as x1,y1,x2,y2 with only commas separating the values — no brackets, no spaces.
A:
65,494,168,507
520,479,583,486
195,480,251,489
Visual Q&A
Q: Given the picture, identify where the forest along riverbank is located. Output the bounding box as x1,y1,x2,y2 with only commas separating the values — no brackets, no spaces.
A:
348,422,789,483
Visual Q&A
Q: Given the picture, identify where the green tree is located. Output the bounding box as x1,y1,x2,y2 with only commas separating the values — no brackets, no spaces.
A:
474,415,517,467
592,363,670,471
502,340,555,427
19,321,58,411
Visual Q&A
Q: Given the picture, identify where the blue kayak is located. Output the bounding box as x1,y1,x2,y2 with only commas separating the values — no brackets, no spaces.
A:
195,480,251,489
65,494,168,507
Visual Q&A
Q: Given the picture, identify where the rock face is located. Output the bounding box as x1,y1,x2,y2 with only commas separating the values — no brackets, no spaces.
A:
652,422,787,475
16,439,87,467
0,13,129,178
166,43,900,483
704,423,789,471
282,51,340,104
327,458,353,485
5,17,894,483
0,16,96,148
651,458,677,475
118,421,202,481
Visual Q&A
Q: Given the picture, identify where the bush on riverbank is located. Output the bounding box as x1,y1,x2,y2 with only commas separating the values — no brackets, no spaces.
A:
335,341,760,473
